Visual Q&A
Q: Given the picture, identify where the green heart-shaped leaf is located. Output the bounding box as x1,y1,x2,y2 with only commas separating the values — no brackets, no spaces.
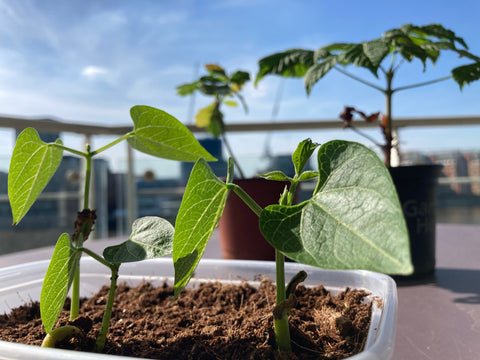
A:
40,233,81,333
128,105,216,162
173,159,229,297
8,128,63,225
260,140,412,275
103,216,174,263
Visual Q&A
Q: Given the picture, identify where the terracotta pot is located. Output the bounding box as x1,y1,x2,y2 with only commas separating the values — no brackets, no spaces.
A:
389,164,443,276
218,178,291,261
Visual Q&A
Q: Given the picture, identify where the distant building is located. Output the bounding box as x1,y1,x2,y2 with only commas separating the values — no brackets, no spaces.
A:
402,150,480,196
464,153,480,195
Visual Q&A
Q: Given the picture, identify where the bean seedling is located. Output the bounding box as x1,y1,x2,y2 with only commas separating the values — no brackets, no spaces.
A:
8,105,215,351
170,137,413,352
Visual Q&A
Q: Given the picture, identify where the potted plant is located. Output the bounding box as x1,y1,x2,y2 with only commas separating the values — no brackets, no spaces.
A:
0,258,400,359
177,64,288,261
255,23,480,275
0,107,413,358
5,105,215,351
171,137,412,356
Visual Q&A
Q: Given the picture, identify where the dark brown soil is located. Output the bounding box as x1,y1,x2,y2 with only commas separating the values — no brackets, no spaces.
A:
0,279,372,359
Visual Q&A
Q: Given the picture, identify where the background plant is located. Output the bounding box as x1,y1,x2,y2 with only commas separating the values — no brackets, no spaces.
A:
8,105,215,351
170,137,413,352
255,23,480,167
177,63,250,178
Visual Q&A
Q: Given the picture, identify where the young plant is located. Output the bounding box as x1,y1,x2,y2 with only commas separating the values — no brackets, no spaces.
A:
177,63,250,178
8,105,215,352
170,138,413,353
255,23,480,166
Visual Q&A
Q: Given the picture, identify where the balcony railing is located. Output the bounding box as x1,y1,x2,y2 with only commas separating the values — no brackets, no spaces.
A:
1,113,479,253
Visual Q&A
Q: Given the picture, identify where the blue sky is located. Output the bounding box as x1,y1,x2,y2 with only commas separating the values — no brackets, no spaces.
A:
1,0,479,174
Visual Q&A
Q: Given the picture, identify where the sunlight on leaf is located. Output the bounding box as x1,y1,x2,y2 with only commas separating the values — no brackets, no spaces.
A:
260,140,413,275
173,159,229,298
128,105,216,162
8,128,63,225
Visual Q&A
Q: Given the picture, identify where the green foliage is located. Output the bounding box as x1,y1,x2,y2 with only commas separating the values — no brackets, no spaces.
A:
176,64,250,178
103,216,174,263
255,23,480,167
128,105,216,162
173,159,229,298
292,138,319,175
259,140,412,274
176,64,250,134
255,49,314,85
8,128,63,225
170,137,412,351
172,138,412,298
256,23,480,94
40,233,81,333
7,105,215,351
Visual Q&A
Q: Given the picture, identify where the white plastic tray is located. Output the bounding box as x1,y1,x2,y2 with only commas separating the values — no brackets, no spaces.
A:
0,258,397,360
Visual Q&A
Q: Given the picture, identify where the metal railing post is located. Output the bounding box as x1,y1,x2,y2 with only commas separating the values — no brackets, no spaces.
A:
126,143,137,231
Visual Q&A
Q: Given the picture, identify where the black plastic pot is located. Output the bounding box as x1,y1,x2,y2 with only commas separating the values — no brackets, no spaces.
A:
389,164,443,276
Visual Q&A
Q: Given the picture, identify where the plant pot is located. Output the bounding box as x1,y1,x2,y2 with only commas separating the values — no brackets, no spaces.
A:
389,164,443,276
218,178,291,261
0,258,397,360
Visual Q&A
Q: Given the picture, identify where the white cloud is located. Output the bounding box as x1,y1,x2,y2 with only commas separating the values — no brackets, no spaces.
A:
81,66,108,78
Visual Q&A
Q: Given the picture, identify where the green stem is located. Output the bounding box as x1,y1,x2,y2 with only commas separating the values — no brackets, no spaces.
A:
51,143,87,157
272,180,298,352
70,269,80,320
83,149,92,209
274,249,291,352
90,132,134,156
80,247,113,268
274,312,291,352
350,125,384,148
221,132,246,179
70,145,93,320
230,176,297,351
229,184,262,216
384,70,394,167
334,66,385,93
393,75,452,92
78,246,119,351
95,263,120,352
